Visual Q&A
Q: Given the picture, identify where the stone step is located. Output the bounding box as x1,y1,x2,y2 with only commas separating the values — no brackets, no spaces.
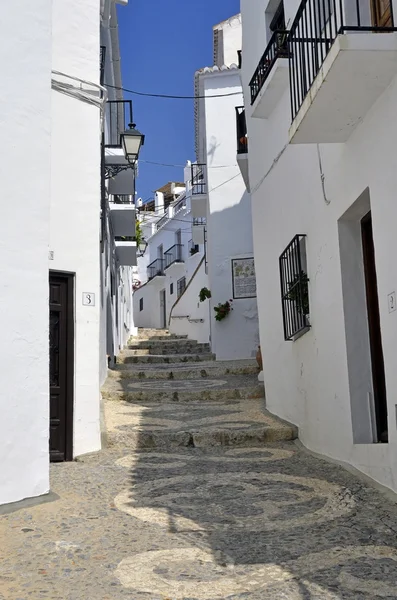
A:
117,353,216,365
126,345,211,356
128,339,202,349
136,329,187,340
108,360,259,380
105,398,297,450
102,375,264,403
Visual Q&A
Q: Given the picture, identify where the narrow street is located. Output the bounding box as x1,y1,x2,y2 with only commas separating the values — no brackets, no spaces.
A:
1,331,397,599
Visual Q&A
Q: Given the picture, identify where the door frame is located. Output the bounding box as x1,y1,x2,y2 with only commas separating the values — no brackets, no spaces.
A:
360,213,388,441
49,271,75,461
160,289,167,329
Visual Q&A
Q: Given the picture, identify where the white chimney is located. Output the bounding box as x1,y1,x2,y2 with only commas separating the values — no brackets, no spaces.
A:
155,191,165,214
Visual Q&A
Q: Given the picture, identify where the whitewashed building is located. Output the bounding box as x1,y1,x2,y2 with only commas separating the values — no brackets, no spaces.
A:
0,0,137,507
240,0,397,490
193,14,259,360
134,177,210,342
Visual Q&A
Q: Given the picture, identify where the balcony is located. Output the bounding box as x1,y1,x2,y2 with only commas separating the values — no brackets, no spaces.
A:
236,107,250,192
288,0,397,144
147,259,165,281
189,239,200,257
192,218,206,245
104,100,136,194
249,30,289,119
109,195,135,238
115,239,137,266
190,164,207,218
164,244,184,269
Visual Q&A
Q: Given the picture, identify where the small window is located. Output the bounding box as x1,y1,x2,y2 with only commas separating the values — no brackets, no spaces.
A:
279,235,310,341
139,298,143,312
177,276,186,298
170,283,174,295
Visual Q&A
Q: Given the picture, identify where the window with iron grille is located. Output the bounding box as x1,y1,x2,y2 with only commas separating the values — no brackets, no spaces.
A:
279,235,310,341
177,277,186,298
139,298,143,312
170,282,174,295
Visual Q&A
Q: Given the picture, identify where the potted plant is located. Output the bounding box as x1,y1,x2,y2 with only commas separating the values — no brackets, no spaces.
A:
214,299,233,322
287,270,309,321
199,287,211,302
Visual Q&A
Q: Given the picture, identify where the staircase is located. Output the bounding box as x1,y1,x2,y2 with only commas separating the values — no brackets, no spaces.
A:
103,328,297,450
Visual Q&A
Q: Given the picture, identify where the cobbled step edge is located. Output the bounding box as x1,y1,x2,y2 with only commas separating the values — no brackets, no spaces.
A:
126,346,211,356
108,424,297,450
117,353,216,365
102,385,264,403
107,363,259,380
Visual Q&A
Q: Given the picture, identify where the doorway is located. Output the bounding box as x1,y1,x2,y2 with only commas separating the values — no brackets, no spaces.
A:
372,0,392,27
160,289,167,329
361,212,388,442
49,272,74,461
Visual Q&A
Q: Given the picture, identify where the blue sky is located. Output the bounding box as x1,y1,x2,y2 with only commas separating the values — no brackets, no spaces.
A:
118,0,240,203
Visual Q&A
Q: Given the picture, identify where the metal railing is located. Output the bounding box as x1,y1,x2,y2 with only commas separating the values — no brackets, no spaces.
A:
100,46,106,86
109,194,134,204
164,244,184,268
249,30,289,105
191,164,207,195
189,239,199,255
177,276,187,298
173,195,186,214
279,234,310,341
193,217,206,226
104,100,133,147
147,259,165,280
156,212,169,231
288,0,396,121
236,107,248,154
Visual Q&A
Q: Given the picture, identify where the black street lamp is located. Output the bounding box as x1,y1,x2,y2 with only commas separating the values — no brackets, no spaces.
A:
121,123,145,164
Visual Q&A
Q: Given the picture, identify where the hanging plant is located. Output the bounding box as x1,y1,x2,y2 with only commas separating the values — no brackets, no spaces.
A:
287,270,309,317
214,299,233,322
199,287,212,302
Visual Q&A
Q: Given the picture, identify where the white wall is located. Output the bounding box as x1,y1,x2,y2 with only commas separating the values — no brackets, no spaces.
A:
215,14,242,67
50,0,101,457
169,257,211,344
200,70,259,360
241,0,397,491
0,0,52,505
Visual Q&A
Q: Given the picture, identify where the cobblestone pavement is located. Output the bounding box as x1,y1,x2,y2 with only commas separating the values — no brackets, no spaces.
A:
2,443,397,599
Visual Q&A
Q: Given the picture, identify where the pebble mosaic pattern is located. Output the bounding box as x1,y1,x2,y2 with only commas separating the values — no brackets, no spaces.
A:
2,444,397,599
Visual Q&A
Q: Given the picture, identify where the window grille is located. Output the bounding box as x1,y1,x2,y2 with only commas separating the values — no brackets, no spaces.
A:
279,234,310,340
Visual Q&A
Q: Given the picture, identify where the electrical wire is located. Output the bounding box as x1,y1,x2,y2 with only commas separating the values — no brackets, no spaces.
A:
104,82,241,100
140,159,237,169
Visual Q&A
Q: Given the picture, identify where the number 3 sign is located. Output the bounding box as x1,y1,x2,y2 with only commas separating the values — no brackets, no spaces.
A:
82,292,96,307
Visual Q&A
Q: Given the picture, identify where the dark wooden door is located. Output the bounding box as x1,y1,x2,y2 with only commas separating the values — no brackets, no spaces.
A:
372,0,392,27
49,273,74,461
361,212,388,442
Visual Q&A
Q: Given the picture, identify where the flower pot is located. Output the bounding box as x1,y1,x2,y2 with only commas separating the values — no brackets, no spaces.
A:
256,346,263,371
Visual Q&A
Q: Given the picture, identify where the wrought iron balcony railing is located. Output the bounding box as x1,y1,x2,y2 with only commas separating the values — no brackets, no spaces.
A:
249,30,289,105
191,164,207,195
236,106,248,154
104,100,133,147
100,46,106,86
147,259,165,280
288,0,396,122
189,239,199,256
164,244,184,269
109,194,134,204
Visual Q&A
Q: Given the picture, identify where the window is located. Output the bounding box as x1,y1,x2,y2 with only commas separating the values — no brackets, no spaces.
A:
170,283,174,295
279,235,310,341
139,298,143,312
177,277,186,298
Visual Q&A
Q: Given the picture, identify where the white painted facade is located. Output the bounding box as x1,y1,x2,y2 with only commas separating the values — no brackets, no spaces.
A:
241,0,397,491
194,15,260,360
0,0,136,506
51,0,102,457
0,0,52,506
